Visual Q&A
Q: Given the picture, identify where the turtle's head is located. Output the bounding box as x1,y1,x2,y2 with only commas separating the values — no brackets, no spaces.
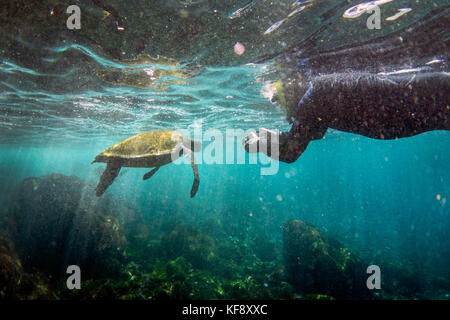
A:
243,128,280,160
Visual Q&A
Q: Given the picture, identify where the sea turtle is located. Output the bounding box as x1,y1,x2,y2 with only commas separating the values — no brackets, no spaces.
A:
92,130,201,197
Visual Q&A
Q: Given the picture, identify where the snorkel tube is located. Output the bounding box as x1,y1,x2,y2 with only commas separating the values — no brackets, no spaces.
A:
274,80,287,112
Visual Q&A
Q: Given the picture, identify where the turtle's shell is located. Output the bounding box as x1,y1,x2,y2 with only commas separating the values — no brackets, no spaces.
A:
95,130,182,162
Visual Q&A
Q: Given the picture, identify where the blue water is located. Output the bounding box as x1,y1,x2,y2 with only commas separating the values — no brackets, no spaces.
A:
0,0,449,299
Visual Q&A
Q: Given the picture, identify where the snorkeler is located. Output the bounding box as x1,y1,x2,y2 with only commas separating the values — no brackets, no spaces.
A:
243,70,449,163
243,8,449,163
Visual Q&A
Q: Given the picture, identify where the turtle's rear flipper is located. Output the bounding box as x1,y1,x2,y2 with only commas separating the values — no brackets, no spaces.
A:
96,163,121,196
143,167,159,180
184,149,199,198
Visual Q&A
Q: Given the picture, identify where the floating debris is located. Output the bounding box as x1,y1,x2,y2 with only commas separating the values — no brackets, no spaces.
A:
287,5,307,18
229,0,259,19
343,2,375,18
425,59,442,65
234,42,246,55
263,1,312,35
378,67,425,76
386,8,412,21
291,0,313,7
343,0,393,19
264,19,287,35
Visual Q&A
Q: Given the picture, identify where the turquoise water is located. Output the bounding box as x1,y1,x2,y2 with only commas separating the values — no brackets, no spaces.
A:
0,0,449,299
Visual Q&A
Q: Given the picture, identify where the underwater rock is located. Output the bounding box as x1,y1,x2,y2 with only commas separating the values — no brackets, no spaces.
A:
161,223,215,269
282,219,371,299
376,260,432,299
252,233,278,262
6,173,126,278
6,174,82,275
0,235,21,298
0,235,53,299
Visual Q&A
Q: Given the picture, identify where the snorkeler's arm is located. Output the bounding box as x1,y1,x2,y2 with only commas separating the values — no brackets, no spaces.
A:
277,82,328,163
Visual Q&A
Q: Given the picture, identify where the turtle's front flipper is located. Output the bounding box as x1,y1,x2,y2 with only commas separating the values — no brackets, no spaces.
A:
184,149,199,198
96,163,121,196
143,167,160,180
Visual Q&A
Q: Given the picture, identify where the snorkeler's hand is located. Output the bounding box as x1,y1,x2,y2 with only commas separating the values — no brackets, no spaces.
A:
243,128,309,163
243,128,281,160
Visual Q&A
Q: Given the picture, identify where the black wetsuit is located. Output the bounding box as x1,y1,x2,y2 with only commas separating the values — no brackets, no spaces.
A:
278,71,450,163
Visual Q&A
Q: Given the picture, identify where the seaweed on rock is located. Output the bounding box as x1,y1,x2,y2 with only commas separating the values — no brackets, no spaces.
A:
282,219,372,299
